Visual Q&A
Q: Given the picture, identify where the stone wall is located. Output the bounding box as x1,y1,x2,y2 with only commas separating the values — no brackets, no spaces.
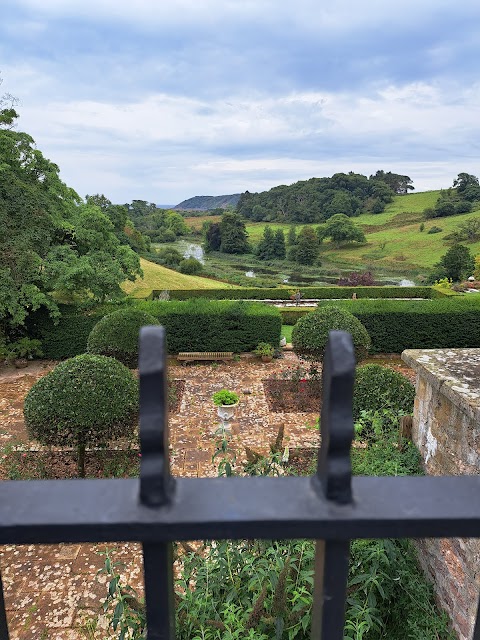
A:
402,349,480,640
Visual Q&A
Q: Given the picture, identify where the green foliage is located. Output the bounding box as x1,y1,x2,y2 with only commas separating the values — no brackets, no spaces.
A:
427,225,443,234
292,227,320,265
256,227,286,260
24,354,138,476
353,364,415,424
212,389,239,406
155,246,183,267
292,306,371,363
137,299,282,354
154,285,439,301
179,257,203,274
87,308,159,367
219,212,250,254
1,337,43,362
253,342,275,357
444,217,480,244
236,172,395,224
434,243,475,281
318,214,366,246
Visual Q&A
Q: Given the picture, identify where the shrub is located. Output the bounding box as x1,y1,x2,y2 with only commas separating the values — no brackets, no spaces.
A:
427,226,443,234
178,257,203,274
24,354,138,476
337,271,375,286
292,305,371,363
87,308,159,367
353,364,415,429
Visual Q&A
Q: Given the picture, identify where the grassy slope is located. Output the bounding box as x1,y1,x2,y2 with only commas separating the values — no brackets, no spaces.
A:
122,257,239,298
244,191,480,272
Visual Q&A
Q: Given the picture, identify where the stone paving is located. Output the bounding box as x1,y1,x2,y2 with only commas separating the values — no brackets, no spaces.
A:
0,353,322,639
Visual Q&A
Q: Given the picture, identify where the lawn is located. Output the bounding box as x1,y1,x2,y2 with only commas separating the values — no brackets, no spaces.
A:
122,257,240,298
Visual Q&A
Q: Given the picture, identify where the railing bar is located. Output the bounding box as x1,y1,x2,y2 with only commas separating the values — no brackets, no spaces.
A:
472,591,480,640
143,542,176,640
0,572,10,640
311,540,350,639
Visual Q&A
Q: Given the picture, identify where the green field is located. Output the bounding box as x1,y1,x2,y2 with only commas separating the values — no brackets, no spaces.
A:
122,257,240,298
242,191,480,273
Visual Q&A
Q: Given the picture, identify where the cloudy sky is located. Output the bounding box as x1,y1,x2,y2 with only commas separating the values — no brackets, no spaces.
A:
2,0,480,205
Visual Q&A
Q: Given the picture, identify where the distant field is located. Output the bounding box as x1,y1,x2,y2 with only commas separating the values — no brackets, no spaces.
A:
122,257,239,298
184,214,222,230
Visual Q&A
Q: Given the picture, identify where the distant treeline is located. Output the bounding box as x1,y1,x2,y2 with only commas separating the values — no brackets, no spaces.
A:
173,194,241,210
236,171,414,224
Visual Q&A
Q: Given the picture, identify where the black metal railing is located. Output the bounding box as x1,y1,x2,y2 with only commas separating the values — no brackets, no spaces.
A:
0,327,480,639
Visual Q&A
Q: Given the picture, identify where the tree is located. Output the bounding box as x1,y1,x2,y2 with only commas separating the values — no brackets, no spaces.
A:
434,244,475,282
0,103,142,335
370,170,414,195
219,212,250,254
444,218,480,244
272,229,286,259
318,214,366,246
204,222,222,252
256,226,275,260
294,227,319,265
287,225,297,246
453,173,480,202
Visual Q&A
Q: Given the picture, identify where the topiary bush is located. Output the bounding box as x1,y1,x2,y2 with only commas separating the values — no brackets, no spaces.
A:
292,305,371,363
353,364,415,422
87,308,159,367
24,354,138,476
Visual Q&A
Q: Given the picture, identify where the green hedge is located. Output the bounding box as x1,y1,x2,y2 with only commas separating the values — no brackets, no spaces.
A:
30,300,282,358
282,297,480,353
151,286,442,301
28,306,105,359
136,299,282,353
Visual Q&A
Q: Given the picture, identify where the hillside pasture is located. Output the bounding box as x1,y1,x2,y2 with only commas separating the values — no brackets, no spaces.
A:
122,257,239,298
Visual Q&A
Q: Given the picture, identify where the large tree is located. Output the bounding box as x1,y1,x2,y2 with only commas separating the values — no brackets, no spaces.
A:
219,212,250,254
453,173,480,202
370,170,414,195
0,101,141,335
318,214,366,246
434,244,475,282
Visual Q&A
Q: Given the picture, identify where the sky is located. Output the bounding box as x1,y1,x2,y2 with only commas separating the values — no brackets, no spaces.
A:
1,1,480,205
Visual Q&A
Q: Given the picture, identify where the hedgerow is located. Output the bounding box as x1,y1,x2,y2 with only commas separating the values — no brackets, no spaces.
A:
151,286,441,301
135,299,282,353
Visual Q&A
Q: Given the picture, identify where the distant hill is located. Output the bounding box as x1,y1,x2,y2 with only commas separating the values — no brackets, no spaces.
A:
173,194,241,210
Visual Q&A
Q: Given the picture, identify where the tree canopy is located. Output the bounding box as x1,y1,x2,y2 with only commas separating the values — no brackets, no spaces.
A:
0,102,142,336
236,172,396,224
318,214,366,246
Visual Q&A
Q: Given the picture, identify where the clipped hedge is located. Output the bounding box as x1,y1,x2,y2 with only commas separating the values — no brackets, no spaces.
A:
292,306,371,362
87,308,159,367
28,306,105,359
284,297,480,353
353,364,415,422
151,286,442,301
135,299,282,353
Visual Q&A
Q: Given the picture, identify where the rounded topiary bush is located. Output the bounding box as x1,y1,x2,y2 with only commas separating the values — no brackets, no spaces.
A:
292,305,371,363
353,364,415,422
87,308,159,367
24,354,138,476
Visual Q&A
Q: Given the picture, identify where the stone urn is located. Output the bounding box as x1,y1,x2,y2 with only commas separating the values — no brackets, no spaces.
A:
217,402,238,431
261,355,273,363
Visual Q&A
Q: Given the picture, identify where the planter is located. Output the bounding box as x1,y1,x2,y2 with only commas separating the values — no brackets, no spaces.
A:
261,355,273,363
14,358,29,369
216,402,238,432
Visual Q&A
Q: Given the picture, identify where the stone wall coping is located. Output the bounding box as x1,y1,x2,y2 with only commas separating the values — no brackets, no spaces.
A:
402,348,480,423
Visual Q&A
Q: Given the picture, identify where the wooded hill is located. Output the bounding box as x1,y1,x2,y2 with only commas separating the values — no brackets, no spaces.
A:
173,194,241,210
236,171,413,224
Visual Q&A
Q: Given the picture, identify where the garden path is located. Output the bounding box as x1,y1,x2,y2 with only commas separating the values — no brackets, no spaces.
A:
0,353,321,639
0,353,414,638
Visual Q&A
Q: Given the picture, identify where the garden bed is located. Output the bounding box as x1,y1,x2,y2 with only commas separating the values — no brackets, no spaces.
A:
263,378,322,412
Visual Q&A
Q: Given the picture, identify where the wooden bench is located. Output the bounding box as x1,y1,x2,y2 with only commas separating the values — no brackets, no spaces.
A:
177,351,234,364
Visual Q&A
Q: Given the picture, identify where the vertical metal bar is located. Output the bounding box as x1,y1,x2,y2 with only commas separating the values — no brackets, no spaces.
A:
143,542,176,640
314,330,355,503
311,332,355,638
472,591,480,640
0,571,10,640
311,540,350,639
139,325,174,506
